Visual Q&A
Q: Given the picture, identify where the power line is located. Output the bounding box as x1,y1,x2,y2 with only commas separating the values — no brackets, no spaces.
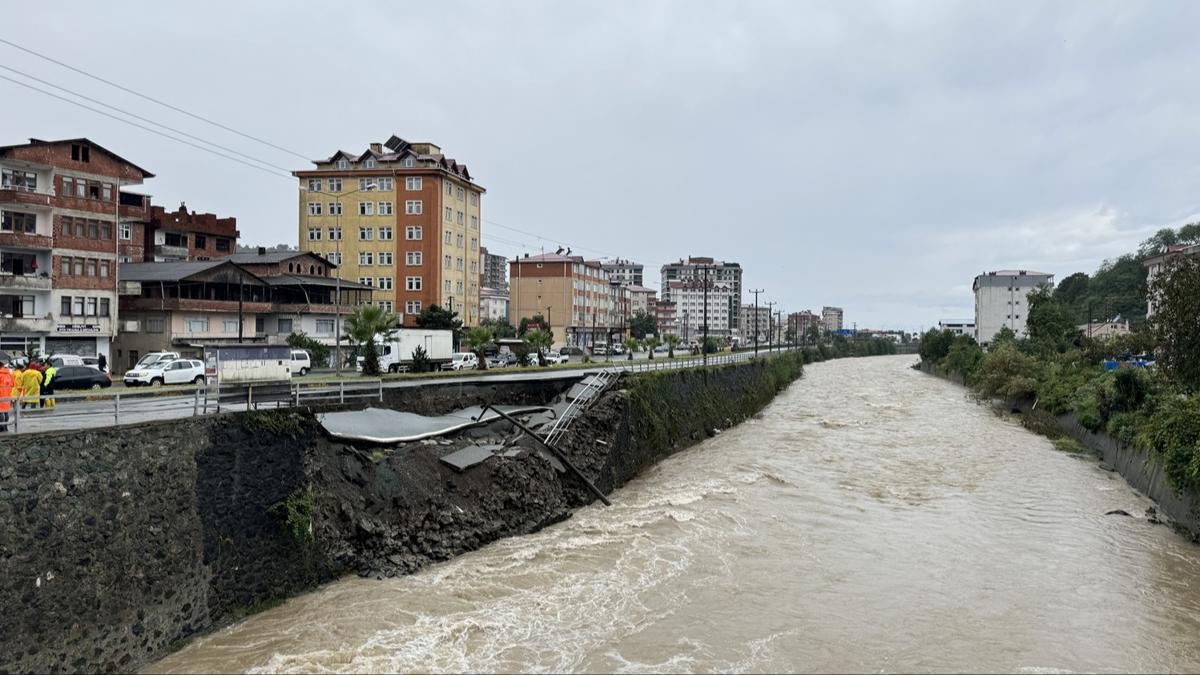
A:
0,64,294,173
483,217,617,258
0,36,312,161
0,74,294,181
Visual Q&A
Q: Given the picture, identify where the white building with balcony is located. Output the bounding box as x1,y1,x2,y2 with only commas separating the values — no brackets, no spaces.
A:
973,269,1054,345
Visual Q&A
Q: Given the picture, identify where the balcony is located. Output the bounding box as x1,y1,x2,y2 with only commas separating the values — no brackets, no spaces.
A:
0,316,53,333
0,274,52,291
0,187,54,210
153,244,189,259
123,297,272,314
0,232,53,250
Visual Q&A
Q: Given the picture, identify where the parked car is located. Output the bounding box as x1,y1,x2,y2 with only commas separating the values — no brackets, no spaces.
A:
48,354,86,369
132,351,181,371
486,355,508,369
448,352,479,370
654,344,670,353
291,349,312,375
560,346,585,356
124,359,206,386
52,366,112,390
81,356,101,370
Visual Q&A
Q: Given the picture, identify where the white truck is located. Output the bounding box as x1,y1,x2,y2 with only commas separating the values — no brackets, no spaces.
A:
361,329,456,373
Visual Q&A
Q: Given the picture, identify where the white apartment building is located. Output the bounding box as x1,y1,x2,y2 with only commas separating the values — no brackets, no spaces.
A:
661,256,743,336
479,286,509,322
669,279,736,342
937,320,976,338
822,306,844,333
739,304,771,344
973,269,1053,345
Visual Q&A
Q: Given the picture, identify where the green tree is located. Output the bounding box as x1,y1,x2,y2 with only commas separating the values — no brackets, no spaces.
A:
1025,285,1081,353
479,317,516,339
343,305,398,376
919,328,955,362
524,329,553,366
629,311,657,340
1149,254,1200,390
465,326,494,370
286,331,330,368
1053,272,1091,321
518,315,552,341
623,337,640,360
415,304,463,348
643,335,660,360
973,342,1040,403
410,345,433,373
664,334,680,358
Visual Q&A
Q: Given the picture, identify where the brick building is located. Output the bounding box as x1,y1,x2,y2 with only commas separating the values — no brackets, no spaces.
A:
509,251,628,349
0,137,153,361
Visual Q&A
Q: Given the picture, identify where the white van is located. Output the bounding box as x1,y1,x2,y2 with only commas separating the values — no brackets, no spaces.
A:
291,349,312,376
48,354,86,368
448,352,479,371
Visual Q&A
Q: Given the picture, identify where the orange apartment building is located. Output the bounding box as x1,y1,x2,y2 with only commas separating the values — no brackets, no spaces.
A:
294,135,484,327
510,251,630,349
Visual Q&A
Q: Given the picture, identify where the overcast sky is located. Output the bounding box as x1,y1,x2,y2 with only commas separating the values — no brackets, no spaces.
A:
7,1,1199,330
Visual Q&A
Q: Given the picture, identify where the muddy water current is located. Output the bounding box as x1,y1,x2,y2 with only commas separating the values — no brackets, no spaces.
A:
151,355,1200,673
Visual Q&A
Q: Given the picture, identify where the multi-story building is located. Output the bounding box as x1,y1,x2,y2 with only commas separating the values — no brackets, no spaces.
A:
0,137,153,361
821,306,844,333
113,250,371,369
510,251,627,349
937,320,975,338
740,304,772,344
141,203,238,262
660,256,742,336
790,310,822,338
654,300,678,337
625,284,657,317
479,246,508,293
972,269,1053,345
295,135,485,327
479,286,509,322
602,258,644,287
669,278,737,342
1144,244,1200,316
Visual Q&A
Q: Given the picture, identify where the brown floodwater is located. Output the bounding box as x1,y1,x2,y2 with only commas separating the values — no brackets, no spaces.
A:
150,355,1200,673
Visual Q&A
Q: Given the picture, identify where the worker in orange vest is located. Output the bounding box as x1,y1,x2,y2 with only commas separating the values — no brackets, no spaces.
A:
0,361,14,432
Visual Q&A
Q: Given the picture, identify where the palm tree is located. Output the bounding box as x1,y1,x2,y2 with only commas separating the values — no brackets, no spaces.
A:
623,337,639,360
465,326,493,370
664,334,680,359
643,336,660,360
524,329,552,366
342,305,398,375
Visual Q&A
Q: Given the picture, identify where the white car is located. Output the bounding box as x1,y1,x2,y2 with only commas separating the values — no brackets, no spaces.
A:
124,358,206,386
291,349,312,375
448,352,479,370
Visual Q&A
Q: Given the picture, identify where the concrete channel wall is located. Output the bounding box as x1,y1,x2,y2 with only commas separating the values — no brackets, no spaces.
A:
0,353,805,674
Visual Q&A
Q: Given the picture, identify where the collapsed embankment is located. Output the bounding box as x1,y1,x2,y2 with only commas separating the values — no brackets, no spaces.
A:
916,360,1200,539
0,353,804,674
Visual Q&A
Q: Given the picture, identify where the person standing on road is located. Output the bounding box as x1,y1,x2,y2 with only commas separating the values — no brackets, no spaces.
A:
20,365,42,409
97,352,107,373
41,363,56,409
0,361,14,432
11,363,24,408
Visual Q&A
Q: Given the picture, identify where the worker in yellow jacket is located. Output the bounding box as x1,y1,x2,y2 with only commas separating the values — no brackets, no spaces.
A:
21,365,41,409
41,364,57,409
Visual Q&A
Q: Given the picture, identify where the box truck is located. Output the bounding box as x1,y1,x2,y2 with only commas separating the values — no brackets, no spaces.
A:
358,329,455,373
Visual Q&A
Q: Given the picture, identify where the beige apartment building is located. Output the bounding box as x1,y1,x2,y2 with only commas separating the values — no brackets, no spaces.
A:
294,135,484,327
510,252,628,349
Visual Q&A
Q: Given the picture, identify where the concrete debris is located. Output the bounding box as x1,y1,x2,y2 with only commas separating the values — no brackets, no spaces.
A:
317,405,553,444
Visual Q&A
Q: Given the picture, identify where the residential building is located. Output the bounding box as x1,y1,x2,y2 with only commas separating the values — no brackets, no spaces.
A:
509,251,627,349
1078,318,1131,340
625,284,657,317
1144,244,1200,316
972,269,1053,345
937,320,976,338
142,203,238,262
480,286,509,322
654,300,678,337
602,258,644,286
670,278,737,342
113,251,371,369
660,256,743,336
0,137,153,361
479,246,508,292
790,310,822,338
821,306,844,333
295,135,485,327
741,304,772,345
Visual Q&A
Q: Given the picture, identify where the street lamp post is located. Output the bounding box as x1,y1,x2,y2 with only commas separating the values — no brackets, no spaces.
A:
304,182,376,374
766,301,776,353
749,288,763,358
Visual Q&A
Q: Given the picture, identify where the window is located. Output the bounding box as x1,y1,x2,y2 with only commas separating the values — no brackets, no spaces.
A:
456,234,464,248
88,182,100,199
364,158,377,169
224,319,240,333
86,260,97,276
455,257,463,271
405,200,422,215
455,280,463,293
62,177,72,195
377,177,393,191
316,319,334,335
328,252,342,265
379,226,393,240
405,176,422,191
216,238,230,252
328,202,342,216
328,178,343,192
405,225,422,240
61,259,70,276
470,192,479,206
470,261,478,274
444,255,451,268
400,251,418,266
307,178,321,191
444,230,452,244
358,251,374,265
359,227,373,240
1,169,37,192
444,206,452,221
278,318,293,334
328,226,342,240
456,187,465,201
406,301,421,314
74,180,86,198
444,280,451,293
99,261,109,278
378,201,393,215
145,318,164,333
378,277,393,290
60,296,72,316
255,316,265,332
358,178,375,191
470,215,478,229
71,143,90,162
100,298,110,317
359,277,374,286
470,237,477,249
308,227,322,241
405,276,422,291
445,182,453,195
336,159,348,170
358,201,374,216
195,234,206,249
102,183,112,201
403,156,415,167
379,252,393,265
1,211,36,233
73,258,83,276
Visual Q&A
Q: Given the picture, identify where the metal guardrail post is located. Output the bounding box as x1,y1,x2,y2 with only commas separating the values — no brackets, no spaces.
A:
293,383,300,407
339,381,345,404
378,379,383,402
114,394,120,426
193,387,200,416
247,384,254,410
12,399,19,434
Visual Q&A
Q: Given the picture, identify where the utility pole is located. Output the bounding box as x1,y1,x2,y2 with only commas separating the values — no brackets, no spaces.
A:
766,301,776,352
702,266,710,367
749,288,763,357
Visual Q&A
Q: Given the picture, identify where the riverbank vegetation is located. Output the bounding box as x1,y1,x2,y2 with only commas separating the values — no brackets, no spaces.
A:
920,224,1200,491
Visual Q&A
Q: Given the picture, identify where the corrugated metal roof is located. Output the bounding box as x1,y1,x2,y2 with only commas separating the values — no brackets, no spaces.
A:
118,260,236,282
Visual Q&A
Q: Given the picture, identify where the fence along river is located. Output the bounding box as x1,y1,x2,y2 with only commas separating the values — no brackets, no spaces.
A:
150,355,1200,673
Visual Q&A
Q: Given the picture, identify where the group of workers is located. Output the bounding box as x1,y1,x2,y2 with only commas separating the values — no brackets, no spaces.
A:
0,360,58,432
